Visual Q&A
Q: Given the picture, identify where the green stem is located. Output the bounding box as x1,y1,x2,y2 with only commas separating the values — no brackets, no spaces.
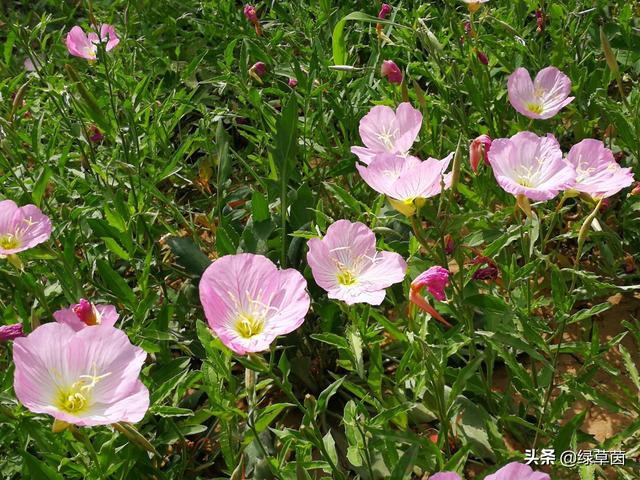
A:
534,198,603,448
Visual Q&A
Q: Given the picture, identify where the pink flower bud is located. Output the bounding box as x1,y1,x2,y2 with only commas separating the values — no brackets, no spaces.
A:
378,4,392,19
381,60,403,84
471,256,498,281
251,61,267,77
477,50,489,65
244,4,259,23
288,78,298,88
72,298,99,326
444,234,454,255
536,9,545,32
0,323,25,341
470,134,492,173
631,182,640,196
464,21,472,36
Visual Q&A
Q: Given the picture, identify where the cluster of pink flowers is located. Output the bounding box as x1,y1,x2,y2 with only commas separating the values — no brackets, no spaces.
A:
470,66,634,202
350,102,453,216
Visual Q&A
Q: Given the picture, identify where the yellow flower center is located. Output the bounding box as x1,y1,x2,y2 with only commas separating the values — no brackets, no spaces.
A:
56,370,110,414
0,234,21,250
517,177,533,188
337,269,358,286
527,103,543,114
235,313,265,339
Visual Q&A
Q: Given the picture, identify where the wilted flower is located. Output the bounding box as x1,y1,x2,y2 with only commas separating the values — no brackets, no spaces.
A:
470,134,492,173
471,256,498,280
243,4,258,23
410,266,451,326
66,24,119,61
199,253,310,355
507,66,574,119
411,266,449,300
88,125,104,143
351,102,422,165
565,139,634,198
0,200,52,257
381,60,403,84
536,9,545,32
444,234,454,255
54,299,119,331
631,182,640,195
243,4,262,35
307,220,407,305
477,50,489,65
488,132,575,201
485,462,550,480
288,78,298,88
13,322,149,426
0,323,25,341
357,152,453,216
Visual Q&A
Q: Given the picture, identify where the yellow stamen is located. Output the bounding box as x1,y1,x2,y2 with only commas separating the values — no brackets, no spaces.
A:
527,103,543,114
0,235,21,250
56,369,110,414
235,313,265,339
337,269,357,286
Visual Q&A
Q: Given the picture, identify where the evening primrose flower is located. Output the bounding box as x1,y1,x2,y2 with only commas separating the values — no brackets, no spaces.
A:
565,139,634,198
199,253,310,355
507,66,574,119
53,299,119,331
485,462,550,480
470,134,492,173
357,152,453,216
0,200,52,257
0,323,25,341
351,102,423,165
381,60,403,84
488,132,575,201
13,322,149,426
307,220,407,305
66,24,119,61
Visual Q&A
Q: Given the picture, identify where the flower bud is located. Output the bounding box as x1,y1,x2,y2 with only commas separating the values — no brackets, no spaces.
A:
378,3,392,19
0,323,25,341
243,4,258,23
470,134,492,173
288,78,298,88
381,60,403,84
476,50,489,65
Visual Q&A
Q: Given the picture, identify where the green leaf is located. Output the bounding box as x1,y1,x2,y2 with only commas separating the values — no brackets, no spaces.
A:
96,260,136,306
389,445,418,480
332,12,396,65
21,451,64,480
150,406,194,417
165,236,212,278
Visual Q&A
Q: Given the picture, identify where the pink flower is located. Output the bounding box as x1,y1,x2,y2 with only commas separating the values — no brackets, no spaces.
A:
431,473,461,480
357,152,453,215
199,254,310,355
411,266,449,301
307,220,407,306
381,60,403,84
13,322,149,426
507,66,574,119
0,323,25,341
66,24,119,61
54,299,119,331
288,78,298,88
378,4,392,19
470,134,492,173
0,200,52,256
485,462,550,480
566,139,634,198
488,132,575,201
350,102,423,166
